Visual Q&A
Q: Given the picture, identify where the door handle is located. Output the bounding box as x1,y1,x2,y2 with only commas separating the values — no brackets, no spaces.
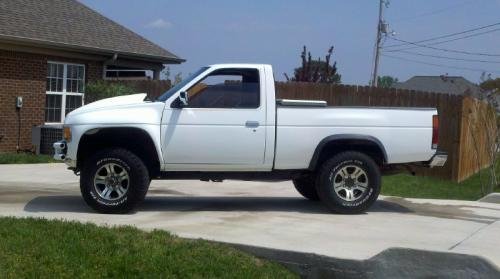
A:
245,121,260,128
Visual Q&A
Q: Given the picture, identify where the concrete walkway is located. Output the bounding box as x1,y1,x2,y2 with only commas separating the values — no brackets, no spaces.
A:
1,163,499,269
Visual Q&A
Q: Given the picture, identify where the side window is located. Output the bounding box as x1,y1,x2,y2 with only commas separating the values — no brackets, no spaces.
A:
186,68,260,108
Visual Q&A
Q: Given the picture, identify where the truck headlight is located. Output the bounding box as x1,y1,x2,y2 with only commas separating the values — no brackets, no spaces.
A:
63,126,72,141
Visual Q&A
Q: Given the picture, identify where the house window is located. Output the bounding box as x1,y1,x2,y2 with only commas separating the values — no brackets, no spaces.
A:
45,62,85,123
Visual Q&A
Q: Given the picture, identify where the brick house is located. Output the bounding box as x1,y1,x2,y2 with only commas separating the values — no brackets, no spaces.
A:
0,0,183,153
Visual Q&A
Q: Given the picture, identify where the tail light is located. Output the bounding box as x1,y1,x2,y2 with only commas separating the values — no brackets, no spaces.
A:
432,115,439,149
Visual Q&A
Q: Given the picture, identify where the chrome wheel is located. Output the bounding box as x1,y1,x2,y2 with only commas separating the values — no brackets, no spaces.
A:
332,165,368,202
93,163,129,201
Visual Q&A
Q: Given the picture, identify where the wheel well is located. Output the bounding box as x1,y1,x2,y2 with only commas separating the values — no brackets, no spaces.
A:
309,137,387,170
77,128,161,177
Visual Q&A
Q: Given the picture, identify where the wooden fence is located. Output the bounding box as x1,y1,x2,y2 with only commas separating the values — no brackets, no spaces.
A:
457,97,497,181
275,82,496,182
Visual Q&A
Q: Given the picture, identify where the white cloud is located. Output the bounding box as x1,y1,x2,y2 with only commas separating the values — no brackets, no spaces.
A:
145,19,173,29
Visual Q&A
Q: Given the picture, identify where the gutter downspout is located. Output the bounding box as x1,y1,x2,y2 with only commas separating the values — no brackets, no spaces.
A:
102,53,118,79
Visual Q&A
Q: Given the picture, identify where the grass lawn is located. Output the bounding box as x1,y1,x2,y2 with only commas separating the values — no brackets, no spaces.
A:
0,153,57,164
382,164,500,201
0,217,297,279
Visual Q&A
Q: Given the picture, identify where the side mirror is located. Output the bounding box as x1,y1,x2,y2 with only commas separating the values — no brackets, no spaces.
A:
179,91,188,106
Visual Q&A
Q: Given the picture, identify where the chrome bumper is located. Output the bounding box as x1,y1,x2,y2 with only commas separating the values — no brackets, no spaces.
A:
427,151,447,168
53,140,67,161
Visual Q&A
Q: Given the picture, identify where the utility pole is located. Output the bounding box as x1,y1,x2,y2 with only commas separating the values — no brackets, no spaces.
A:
371,0,386,87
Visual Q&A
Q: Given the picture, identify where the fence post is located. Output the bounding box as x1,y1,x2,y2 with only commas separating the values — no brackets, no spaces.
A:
453,96,465,182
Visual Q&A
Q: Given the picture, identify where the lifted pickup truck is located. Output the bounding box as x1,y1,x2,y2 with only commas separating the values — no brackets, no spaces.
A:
54,64,447,214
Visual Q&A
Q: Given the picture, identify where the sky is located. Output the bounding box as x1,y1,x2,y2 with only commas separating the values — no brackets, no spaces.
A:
80,0,500,85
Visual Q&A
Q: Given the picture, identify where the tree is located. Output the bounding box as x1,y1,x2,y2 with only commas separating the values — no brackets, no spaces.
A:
377,76,398,88
479,73,499,109
480,74,500,94
162,66,182,85
284,46,341,84
173,72,183,85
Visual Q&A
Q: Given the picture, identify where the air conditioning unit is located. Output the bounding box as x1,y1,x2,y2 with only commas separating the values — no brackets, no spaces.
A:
32,125,63,155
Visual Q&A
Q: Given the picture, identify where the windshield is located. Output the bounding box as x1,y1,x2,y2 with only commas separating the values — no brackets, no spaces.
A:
156,67,209,102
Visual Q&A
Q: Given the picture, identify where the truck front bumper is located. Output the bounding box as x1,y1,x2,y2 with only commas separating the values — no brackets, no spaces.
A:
53,140,67,161
53,140,78,170
427,151,447,168
53,139,76,166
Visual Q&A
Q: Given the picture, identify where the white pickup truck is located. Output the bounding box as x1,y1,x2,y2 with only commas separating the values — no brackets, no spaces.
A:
54,64,446,214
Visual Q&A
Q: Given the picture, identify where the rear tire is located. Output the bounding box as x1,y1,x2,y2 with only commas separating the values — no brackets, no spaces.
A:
316,151,381,214
80,148,150,214
293,175,319,201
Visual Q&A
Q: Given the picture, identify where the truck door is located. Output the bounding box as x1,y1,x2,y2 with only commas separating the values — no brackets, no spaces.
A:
161,67,267,170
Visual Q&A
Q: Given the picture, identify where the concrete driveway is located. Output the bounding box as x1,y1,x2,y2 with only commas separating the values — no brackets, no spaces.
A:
1,163,500,269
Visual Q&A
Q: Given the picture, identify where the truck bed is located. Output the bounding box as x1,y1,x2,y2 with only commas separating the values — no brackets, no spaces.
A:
274,106,437,169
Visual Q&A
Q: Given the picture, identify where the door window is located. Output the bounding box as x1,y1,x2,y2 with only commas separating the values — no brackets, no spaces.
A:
186,68,260,109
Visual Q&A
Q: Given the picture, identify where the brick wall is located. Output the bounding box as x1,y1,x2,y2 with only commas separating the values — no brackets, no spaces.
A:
0,49,103,152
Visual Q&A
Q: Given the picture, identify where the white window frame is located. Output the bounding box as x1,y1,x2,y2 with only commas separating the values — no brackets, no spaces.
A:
45,61,86,124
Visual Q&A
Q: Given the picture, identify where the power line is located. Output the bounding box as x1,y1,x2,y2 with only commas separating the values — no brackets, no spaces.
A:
385,28,500,52
386,37,500,57
384,22,500,48
382,54,500,73
391,0,475,23
385,50,500,64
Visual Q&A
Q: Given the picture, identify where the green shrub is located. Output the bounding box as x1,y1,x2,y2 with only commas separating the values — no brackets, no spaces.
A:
85,81,136,103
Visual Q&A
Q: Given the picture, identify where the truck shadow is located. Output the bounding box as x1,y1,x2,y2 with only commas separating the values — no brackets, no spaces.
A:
23,195,411,215
23,195,499,224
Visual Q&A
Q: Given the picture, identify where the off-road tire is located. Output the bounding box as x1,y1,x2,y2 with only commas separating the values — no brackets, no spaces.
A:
316,151,381,214
80,148,150,214
293,175,320,201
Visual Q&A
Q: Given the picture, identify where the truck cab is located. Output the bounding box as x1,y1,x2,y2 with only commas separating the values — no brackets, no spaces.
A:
160,64,277,171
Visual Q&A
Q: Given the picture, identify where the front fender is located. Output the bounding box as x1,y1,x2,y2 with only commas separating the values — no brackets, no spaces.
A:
65,124,164,168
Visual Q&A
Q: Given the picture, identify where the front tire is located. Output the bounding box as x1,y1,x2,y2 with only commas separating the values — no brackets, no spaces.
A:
316,151,381,214
80,148,150,214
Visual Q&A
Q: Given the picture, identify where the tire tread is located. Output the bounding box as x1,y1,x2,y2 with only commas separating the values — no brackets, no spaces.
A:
80,148,150,214
316,151,381,214
293,175,320,201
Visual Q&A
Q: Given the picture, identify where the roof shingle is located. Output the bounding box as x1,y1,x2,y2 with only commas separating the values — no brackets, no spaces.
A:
393,76,482,96
0,0,183,63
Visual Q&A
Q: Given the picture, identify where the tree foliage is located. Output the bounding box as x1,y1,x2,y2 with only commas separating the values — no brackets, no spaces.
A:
163,66,183,85
480,76,500,93
284,46,341,84
85,81,136,103
479,73,499,109
377,76,398,88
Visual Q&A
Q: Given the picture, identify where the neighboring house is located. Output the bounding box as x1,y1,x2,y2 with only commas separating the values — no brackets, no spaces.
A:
393,75,500,112
393,75,483,97
0,0,184,153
